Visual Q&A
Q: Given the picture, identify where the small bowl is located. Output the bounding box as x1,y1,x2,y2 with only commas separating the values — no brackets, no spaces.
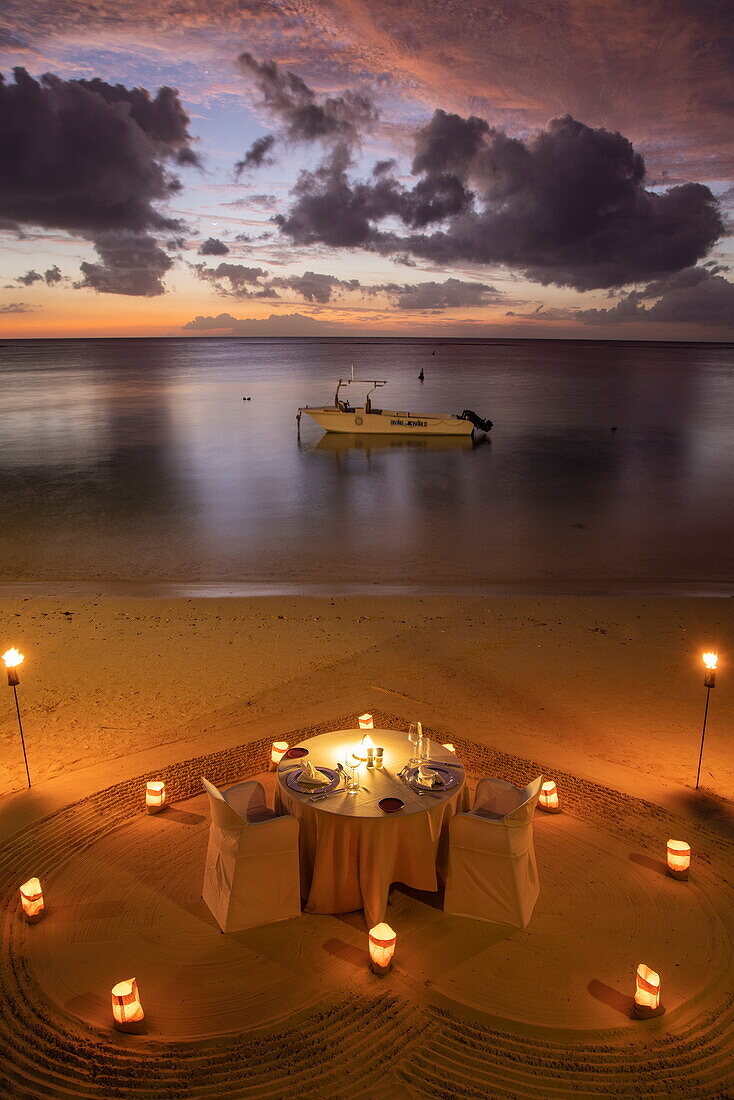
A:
285,747,309,759
378,797,404,814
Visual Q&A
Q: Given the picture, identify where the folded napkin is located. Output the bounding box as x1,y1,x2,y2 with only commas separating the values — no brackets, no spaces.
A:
416,766,444,788
297,760,330,788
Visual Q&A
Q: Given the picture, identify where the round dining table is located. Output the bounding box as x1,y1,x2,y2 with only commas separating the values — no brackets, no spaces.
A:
274,727,470,928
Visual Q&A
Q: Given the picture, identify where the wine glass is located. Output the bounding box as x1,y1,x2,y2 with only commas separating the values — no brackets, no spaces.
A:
346,751,361,792
408,721,422,766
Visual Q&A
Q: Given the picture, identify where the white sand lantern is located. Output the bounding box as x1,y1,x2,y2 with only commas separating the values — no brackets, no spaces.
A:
145,780,166,815
358,713,374,730
111,977,145,1033
442,743,455,753
270,741,289,769
19,877,44,923
633,963,664,1019
538,780,561,813
667,839,691,881
369,923,397,976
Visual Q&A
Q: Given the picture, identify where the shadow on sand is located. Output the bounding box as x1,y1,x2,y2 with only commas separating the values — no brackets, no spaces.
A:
587,979,634,1018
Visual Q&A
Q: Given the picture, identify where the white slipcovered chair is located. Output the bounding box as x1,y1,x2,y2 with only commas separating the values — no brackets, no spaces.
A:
443,774,544,928
201,776,301,933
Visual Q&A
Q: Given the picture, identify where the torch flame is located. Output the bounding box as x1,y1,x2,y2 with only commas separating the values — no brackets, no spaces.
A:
702,652,718,670
1,648,23,669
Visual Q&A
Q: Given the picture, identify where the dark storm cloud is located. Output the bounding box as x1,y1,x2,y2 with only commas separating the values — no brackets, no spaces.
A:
16,269,42,286
576,267,734,328
275,112,724,291
183,312,343,335
77,231,173,296
0,67,198,295
194,261,269,296
386,278,502,310
235,134,276,175
15,264,63,285
73,78,202,168
198,237,230,256
195,260,503,310
237,53,377,146
0,300,36,313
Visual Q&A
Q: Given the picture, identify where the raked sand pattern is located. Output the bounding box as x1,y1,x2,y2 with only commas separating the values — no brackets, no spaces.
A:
1,714,733,1099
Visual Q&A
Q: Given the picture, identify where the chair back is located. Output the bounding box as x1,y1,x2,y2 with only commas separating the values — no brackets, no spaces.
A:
472,775,544,823
201,776,246,829
506,774,544,823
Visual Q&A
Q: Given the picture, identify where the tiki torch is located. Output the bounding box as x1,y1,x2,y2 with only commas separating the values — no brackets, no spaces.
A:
2,648,30,788
695,652,718,791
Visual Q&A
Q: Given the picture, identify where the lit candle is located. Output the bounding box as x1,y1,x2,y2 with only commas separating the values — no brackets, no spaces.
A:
19,877,44,923
666,839,691,880
369,923,397,975
111,977,145,1033
354,733,375,762
145,780,166,815
633,963,663,1018
271,741,289,768
358,714,374,730
538,780,561,813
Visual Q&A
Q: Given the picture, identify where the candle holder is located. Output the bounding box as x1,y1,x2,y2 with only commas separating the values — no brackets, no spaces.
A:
369,923,396,976
145,781,166,815
270,741,289,770
19,877,44,923
538,780,561,813
111,977,146,1033
666,839,691,881
633,963,664,1019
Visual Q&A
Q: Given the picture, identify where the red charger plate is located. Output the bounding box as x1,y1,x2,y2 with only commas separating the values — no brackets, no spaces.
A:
378,797,404,813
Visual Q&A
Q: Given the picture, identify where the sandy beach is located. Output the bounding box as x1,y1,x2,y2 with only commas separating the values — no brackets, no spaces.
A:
1,595,731,803
1,595,732,1099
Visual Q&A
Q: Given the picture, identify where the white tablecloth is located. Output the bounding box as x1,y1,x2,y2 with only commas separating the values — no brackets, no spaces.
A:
275,728,469,927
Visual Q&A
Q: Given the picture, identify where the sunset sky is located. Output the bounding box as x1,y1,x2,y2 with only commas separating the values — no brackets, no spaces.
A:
1,0,733,340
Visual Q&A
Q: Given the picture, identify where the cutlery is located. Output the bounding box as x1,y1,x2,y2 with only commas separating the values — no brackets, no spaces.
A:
426,759,463,768
309,789,345,802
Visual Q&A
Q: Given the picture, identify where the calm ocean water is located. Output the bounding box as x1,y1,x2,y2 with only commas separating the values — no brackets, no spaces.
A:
1,337,733,593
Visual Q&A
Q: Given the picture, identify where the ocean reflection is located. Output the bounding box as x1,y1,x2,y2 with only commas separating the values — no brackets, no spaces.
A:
309,432,482,455
1,337,732,590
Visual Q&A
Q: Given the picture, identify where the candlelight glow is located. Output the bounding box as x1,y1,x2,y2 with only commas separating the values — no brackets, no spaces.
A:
538,780,561,813
633,963,663,1018
442,743,455,753
369,922,397,975
354,734,375,762
111,977,145,1032
667,839,691,880
702,652,718,670
358,714,374,729
2,648,24,669
19,877,44,923
271,741,289,766
146,780,166,814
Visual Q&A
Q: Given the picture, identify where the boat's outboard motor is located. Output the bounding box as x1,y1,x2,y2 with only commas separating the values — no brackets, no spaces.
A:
459,409,493,432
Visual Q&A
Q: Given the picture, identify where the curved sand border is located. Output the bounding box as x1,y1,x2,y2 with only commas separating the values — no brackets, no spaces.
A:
1,713,733,1099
